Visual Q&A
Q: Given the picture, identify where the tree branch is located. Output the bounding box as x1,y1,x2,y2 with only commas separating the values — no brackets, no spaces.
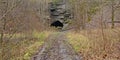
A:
0,0,22,21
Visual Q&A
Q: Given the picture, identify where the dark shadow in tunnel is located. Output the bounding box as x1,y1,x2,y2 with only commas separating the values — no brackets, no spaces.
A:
50,21,63,28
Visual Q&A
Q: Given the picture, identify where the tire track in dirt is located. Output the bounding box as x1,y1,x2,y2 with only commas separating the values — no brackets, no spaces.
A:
32,32,82,60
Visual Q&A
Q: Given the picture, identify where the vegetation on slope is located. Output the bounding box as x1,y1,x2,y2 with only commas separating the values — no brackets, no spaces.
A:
67,29,120,60
0,0,120,60
0,31,51,60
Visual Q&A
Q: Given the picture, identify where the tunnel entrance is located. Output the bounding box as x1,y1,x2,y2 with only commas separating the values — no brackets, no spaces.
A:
50,21,64,28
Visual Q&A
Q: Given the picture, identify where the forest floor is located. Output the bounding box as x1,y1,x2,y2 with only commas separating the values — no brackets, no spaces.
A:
1,29,119,60
31,32,82,60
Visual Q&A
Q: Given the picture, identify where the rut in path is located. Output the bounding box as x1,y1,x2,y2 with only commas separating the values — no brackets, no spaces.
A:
32,32,82,60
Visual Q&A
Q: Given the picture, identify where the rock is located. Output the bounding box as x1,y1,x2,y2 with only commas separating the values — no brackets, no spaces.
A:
48,2,72,29
56,9,66,14
57,5,66,9
51,11,60,16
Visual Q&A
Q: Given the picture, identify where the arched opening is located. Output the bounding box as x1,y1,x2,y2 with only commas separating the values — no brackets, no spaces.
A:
50,21,63,28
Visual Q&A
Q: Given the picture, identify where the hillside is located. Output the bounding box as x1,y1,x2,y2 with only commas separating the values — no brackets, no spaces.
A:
0,0,120,60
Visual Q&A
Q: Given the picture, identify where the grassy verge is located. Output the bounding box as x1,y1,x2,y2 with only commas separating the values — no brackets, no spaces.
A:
67,29,120,60
0,31,52,60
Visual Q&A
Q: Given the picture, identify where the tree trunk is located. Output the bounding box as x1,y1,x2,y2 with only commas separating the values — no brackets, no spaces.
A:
111,0,115,28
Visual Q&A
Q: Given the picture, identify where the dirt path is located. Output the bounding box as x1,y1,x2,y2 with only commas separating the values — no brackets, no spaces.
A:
32,32,82,60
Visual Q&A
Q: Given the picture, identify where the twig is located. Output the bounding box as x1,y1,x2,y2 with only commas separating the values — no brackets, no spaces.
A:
0,0,22,21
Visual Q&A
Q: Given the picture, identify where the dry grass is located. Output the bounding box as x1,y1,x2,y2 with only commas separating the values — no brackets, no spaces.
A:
67,28,120,60
0,28,120,60
0,31,52,60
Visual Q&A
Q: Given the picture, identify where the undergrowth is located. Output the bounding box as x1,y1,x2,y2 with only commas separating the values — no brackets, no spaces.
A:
67,29,120,60
0,31,51,60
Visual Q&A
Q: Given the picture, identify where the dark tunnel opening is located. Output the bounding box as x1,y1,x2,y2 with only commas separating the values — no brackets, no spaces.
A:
50,21,64,28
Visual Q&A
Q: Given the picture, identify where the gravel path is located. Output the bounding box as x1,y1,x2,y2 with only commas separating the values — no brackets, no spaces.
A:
32,32,82,60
